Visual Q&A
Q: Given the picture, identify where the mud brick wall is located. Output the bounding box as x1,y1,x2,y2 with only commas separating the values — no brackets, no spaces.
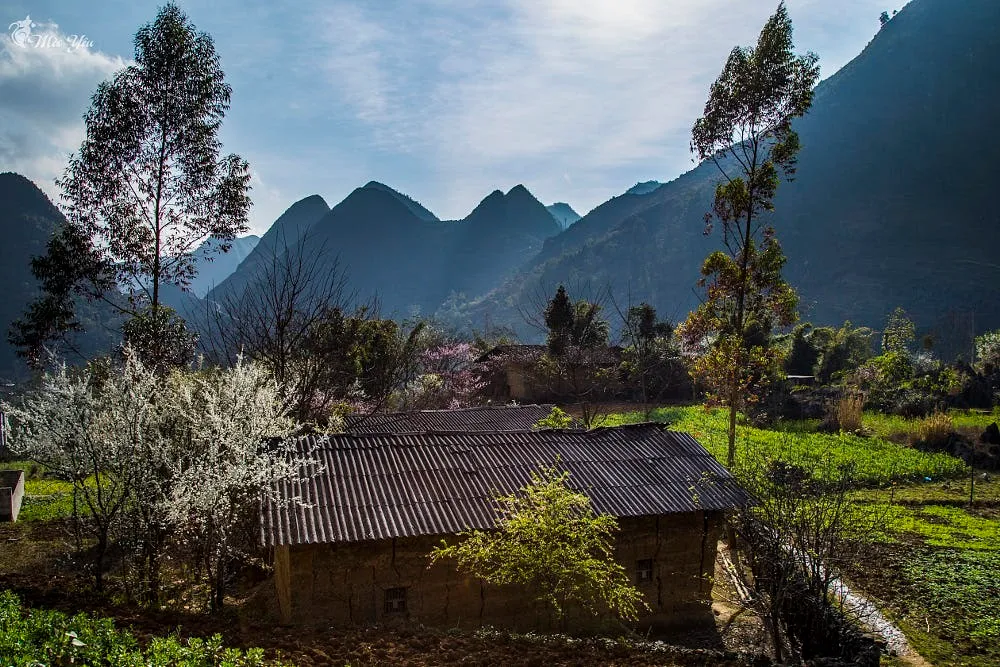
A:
275,510,723,632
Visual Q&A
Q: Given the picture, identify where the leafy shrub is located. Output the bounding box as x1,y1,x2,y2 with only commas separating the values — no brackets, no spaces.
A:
534,406,575,429
0,590,280,666
864,351,913,387
918,412,954,448
975,330,1000,374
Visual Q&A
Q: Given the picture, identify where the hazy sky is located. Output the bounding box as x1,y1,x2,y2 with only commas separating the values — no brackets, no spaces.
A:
0,0,904,235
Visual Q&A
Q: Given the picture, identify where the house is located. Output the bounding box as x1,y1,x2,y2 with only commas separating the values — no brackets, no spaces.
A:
476,344,624,403
261,424,750,632
0,470,24,522
344,404,580,433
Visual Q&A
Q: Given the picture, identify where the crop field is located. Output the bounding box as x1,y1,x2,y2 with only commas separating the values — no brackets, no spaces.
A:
603,406,969,486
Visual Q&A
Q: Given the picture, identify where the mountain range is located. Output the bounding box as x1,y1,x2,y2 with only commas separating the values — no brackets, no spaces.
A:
453,0,1000,357
1,0,997,369
210,182,562,318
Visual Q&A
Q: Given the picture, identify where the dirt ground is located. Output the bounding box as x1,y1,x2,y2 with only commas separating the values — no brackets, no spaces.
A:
0,519,772,666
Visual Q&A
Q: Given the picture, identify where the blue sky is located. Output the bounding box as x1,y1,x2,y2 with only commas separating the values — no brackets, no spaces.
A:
1,0,903,235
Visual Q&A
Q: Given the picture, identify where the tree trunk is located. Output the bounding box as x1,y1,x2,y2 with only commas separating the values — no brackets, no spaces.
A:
727,388,739,468
94,530,107,592
212,558,226,612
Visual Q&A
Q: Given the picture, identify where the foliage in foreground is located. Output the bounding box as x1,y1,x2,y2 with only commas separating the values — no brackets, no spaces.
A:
604,406,967,485
0,590,281,666
430,466,645,623
898,550,1000,659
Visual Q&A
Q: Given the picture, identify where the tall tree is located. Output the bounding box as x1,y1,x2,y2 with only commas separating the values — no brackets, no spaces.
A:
538,286,614,426
881,306,916,354
679,3,819,467
13,3,250,368
544,284,575,356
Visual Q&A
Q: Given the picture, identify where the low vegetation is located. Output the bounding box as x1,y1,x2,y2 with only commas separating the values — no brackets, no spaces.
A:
0,590,282,666
604,406,968,485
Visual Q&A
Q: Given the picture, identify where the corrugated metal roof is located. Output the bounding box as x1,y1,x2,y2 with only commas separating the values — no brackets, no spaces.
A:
262,423,750,547
344,405,579,433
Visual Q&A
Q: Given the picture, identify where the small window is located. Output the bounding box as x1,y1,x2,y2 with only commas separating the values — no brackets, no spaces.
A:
636,559,653,584
384,587,407,614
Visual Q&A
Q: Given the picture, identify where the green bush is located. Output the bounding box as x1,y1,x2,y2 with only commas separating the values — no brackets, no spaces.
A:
0,590,281,666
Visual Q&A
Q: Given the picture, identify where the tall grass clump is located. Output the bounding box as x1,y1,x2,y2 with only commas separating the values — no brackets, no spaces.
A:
834,393,865,433
918,412,954,448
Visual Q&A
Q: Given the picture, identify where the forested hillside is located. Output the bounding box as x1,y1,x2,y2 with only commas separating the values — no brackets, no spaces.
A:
457,0,1000,356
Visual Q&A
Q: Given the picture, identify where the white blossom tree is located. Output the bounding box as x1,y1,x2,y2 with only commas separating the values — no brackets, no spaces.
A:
163,358,298,611
4,351,165,591
4,351,306,610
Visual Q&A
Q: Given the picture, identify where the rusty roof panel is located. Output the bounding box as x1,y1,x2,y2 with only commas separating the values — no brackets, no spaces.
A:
262,423,750,547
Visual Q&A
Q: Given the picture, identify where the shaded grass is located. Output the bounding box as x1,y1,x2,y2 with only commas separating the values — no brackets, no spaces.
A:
896,550,1000,665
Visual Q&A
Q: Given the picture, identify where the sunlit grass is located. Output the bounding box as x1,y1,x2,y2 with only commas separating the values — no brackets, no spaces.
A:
863,407,1000,441
603,405,968,486
2,460,79,522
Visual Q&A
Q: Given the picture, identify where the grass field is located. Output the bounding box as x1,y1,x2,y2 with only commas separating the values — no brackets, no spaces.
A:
603,406,969,486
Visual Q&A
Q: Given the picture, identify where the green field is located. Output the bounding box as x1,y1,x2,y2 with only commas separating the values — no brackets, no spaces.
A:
603,406,969,486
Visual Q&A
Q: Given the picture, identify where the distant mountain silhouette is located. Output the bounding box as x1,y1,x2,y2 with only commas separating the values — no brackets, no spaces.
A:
186,235,259,297
546,203,581,230
0,173,120,375
364,181,439,222
625,181,664,196
214,182,560,318
458,0,1000,356
208,195,329,301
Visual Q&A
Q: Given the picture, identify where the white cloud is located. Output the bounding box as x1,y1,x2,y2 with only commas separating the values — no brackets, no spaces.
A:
308,0,895,220
0,20,125,200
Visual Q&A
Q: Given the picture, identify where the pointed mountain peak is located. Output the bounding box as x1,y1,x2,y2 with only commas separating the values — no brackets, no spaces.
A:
546,202,581,230
463,185,560,237
265,194,330,240
361,181,439,221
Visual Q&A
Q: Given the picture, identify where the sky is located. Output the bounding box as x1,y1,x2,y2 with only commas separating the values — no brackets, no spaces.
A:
0,0,904,235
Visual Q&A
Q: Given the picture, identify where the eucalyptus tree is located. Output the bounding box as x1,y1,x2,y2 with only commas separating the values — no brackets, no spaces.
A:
679,3,820,466
13,3,250,368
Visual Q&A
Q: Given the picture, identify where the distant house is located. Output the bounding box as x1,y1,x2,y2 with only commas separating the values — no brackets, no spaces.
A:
0,470,24,522
344,404,579,433
476,344,624,403
261,424,749,632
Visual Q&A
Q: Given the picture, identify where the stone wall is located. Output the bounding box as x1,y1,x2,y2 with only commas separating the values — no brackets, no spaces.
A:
275,511,723,633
